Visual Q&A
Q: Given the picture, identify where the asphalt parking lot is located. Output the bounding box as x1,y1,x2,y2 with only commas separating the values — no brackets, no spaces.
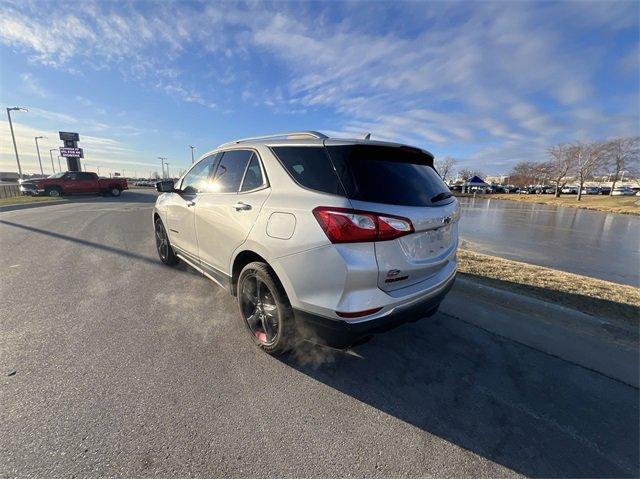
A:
1,190,638,478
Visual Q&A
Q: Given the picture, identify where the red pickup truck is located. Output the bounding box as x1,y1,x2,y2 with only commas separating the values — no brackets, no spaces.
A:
19,172,128,197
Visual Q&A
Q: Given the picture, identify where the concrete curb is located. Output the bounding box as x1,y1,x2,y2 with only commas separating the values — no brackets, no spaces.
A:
441,277,639,388
0,200,68,213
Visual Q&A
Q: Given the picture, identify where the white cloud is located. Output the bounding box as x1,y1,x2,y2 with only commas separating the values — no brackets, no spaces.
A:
1,0,637,173
19,73,49,98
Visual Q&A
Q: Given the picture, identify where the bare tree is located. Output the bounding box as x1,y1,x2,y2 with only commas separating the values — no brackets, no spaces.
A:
457,168,485,181
546,143,574,197
435,157,457,182
508,161,546,187
604,137,639,195
572,141,607,201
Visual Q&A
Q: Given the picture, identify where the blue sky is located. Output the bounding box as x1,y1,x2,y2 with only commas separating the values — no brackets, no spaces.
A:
0,0,638,177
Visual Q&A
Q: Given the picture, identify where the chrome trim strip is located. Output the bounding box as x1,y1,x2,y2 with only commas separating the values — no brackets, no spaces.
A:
172,244,232,292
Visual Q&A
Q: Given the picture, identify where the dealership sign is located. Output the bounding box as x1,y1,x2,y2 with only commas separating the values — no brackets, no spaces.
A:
59,147,84,158
59,131,80,142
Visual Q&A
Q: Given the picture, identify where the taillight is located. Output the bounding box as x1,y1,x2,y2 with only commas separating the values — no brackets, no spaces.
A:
312,207,414,243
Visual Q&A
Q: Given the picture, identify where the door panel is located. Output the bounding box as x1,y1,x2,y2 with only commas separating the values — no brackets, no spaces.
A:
166,154,218,259
63,173,81,194
195,149,269,277
165,193,198,257
195,188,270,275
76,173,98,193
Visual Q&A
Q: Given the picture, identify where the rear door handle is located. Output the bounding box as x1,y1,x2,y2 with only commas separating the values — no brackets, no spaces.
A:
233,202,251,211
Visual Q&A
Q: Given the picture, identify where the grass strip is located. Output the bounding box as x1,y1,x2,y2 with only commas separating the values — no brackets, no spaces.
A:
0,196,66,206
458,249,639,326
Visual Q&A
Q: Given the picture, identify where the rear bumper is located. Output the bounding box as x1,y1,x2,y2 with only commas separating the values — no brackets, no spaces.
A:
293,273,456,349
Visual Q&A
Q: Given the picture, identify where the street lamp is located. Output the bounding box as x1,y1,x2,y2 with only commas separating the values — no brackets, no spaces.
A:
620,170,628,183
157,157,167,179
6,107,28,178
34,136,46,176
49,149,57,174
189,145,195,164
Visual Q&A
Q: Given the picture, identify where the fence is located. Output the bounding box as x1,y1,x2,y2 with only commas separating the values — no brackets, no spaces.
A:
0,183,20,198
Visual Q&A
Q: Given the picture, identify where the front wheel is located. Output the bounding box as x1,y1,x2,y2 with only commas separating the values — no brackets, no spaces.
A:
46,187,62,197
110,187,121,197
154,217,179,266
237,262,295,355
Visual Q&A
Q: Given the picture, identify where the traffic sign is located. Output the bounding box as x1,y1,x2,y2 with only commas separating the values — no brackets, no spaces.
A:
59,131,80,141
59,147,84,158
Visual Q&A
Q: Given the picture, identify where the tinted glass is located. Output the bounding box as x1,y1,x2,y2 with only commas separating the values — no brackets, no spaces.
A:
181,155,217,194
327,145,452,206
78,173,95,180
240,154,265,192
271,146,345,196
212,150,252,193
66,172,78,180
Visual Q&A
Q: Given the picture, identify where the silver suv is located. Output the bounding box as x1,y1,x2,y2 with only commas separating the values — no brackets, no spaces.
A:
153,131,459,354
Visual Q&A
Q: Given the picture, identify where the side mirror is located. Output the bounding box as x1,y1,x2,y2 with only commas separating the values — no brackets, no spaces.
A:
156,180,175,193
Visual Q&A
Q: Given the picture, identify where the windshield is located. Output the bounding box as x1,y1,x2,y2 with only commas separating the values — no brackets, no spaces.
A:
47,172,66,179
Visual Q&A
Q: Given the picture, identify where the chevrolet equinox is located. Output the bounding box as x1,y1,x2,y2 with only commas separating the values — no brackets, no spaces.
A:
154,131,459,354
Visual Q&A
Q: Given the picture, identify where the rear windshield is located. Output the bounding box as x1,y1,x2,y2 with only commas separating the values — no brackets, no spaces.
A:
271,144,452,207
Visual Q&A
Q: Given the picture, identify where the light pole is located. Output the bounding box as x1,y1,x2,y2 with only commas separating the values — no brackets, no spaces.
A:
165,163,170,179
6,107,28,178
34,136,46,176
49,149,57,174
620,170,628,182
57,155,62,172
157,157,167,179
189,145,195,164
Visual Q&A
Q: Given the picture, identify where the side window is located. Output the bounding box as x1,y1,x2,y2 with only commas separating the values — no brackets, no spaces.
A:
66,172,78,180
270,146,345,196
180,155,217,194
240,154,265,192
212,150,252,193
78,173,94,181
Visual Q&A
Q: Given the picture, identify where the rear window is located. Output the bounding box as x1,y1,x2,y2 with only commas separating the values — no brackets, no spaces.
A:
272,144,452,206
327,145,452,206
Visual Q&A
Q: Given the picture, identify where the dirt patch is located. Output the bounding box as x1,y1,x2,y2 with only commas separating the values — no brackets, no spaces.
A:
458,249,640,326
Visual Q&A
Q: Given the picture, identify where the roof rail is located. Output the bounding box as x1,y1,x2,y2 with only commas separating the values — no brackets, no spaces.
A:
218,131,328,148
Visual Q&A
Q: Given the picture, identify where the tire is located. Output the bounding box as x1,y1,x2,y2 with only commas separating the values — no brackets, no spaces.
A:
110,187,121,197
237,261,295,355
46,187,62,197
154,217,179,266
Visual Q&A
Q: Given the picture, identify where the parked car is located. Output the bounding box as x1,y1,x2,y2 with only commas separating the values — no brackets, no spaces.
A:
581,187,600,195
561,186,578,194
153,131,459,354
611,186,636,196
19,171,128,197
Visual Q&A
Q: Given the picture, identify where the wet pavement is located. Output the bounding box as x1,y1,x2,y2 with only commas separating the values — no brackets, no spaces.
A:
458,197,640,287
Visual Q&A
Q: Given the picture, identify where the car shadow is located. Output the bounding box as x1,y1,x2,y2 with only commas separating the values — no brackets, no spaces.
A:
283,313,639,478
0,219,196,278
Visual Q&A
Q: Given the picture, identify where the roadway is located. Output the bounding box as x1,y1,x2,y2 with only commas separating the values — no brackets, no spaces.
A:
1,190,638,478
